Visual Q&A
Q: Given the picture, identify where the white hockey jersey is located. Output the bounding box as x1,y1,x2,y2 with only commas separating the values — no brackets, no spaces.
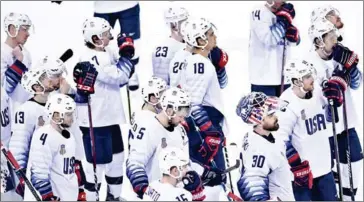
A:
248,4,295,85
238,131,294,201
1,43,32,111
152,37,185,84
127,117,189,183
169,48,190,87
9,98,49,170
24,124,78,201
275,87,332,178
78,46,128,127
143,180,192,201
302,50,361,133
1,87,11,147
94,1,138,14
182,53,225,115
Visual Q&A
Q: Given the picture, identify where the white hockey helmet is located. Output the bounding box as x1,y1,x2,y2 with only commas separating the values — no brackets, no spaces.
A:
35,55,67,78
308,18,339,45
3,12,33,38
82,17,112,47
311,5,340,23
21,68,48,94
160,87,191,117
159,147,189,179
164,6,189,24
284,59,317,85
141,76,167,105
182,17,214,49
45,93,76,124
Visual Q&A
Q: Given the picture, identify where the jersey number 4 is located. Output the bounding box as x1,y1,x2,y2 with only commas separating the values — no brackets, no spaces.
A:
252,10,261,21
156,47,168,57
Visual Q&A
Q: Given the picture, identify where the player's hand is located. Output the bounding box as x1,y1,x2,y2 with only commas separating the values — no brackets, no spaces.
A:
332,44,359,70
77,188,86,201
290,160,313,189
73,61,98,95
209,46,228,70
201,165,226,187
51,1,62,4
182,171,206,201
198,131,224,164
12,45,24,62
75,160,86,187
117,33,135,59
275,3,295,28
285,25,300,43
322,77,347,107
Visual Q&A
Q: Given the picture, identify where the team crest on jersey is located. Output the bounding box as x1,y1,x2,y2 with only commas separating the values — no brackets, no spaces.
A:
301,109,306,120
161,138,167,148
60,144,66,155
38,116,45,127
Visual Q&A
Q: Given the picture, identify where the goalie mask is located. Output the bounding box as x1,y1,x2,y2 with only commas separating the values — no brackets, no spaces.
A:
236,92,288,126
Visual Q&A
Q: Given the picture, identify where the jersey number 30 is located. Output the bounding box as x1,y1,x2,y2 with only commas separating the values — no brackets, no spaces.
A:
252,155,265,168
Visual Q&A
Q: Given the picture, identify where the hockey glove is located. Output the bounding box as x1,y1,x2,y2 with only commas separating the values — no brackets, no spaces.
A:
290,160,313,189
75,160,86,187
332,44,359,70
77,188,86,201
5,60,28,94
285,141,302,167
198,131,224,165
73,61,98,103
325,104,339,123
126,160,149,199
285,25,300,44
209,47,229,88
201,165,226,187
275,3,295,27
117,33,135,59
182,171,206,201
322,77,347,107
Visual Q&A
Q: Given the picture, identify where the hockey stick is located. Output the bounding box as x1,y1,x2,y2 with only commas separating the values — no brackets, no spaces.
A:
222,159,240,174
342,92,355,201
223,146,235,195
126,86,132,123
87,96,99,201
279,38,287,96
328,99,344,201
0,142,42,201
59,49,73,63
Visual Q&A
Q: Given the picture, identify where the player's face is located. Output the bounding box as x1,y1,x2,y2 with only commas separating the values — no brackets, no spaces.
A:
302,74,315,92
268,0,285,12
15,25,31,45
61,112,74,128
262,114,279,131
205,28,217,51
49,75,62,91
326,10,344,29
322,30,338,52
100,29,112,47
41,76,56,93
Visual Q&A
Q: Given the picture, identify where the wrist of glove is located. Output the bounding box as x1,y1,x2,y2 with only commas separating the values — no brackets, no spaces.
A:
117,34,135,59
333,44,359,70
42,193,60,201
199,131,224,164
290,160,313,189
134,183,148,199
75,160,86,187
117,57,135,78
183,171,206,201
77,188,86,201
73,61,98,95
209,46,229,70
322,78,346,107
275,2,295,26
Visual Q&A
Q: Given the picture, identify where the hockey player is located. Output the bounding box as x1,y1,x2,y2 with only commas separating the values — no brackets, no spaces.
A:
152,5,189,85
275,59,337,200
143,146,206,201
0,86,21,201
248,1,300,96
126,87,191,199
306,19,363,201
176,17,228,200
24,93,84,201
235,91,294,201
1,12,33,111
94,1,141,91
169,19,229,89
77,17,135,201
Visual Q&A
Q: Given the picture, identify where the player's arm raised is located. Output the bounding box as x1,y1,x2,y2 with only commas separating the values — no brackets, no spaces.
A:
29,132,60,201
126,126,156,198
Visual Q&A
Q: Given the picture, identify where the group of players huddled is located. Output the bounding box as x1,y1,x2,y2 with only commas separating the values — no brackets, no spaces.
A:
1,0,362,201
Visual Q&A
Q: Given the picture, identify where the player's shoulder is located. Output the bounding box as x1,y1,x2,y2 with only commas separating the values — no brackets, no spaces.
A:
250,4,273,20
186,54,212,67
32,124,55,142
1,43,13,61
133,110,156,124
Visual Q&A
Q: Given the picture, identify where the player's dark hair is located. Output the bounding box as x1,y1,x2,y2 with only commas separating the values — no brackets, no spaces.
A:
84,35,100,49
